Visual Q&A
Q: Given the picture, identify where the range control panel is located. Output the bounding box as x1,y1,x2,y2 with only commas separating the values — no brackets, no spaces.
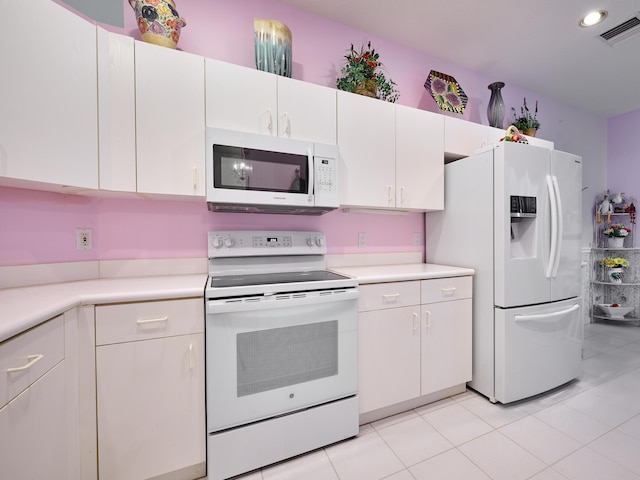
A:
208,231,326,258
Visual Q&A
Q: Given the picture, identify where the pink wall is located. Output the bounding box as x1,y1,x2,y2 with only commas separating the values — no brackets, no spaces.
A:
607,110,640,247
0,186,424,266
4,0,612,267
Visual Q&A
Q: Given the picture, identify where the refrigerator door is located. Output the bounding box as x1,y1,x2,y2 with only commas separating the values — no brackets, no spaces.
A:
550,150,582,301
494,298,583,403
494,143,552,308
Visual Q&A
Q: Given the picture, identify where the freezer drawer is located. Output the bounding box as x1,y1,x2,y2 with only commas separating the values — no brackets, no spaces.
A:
494,298,582,403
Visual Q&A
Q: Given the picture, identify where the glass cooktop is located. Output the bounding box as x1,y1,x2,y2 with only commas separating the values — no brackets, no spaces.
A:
208,270,350,289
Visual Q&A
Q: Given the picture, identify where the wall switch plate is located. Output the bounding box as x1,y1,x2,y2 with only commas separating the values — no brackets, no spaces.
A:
358,232,366,248
76,228,92,250
413,232,421,246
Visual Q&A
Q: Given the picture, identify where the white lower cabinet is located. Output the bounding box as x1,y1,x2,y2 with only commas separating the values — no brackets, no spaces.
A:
95,299,206,480
358,277,472,418
0,315,70,479
420,298,472,394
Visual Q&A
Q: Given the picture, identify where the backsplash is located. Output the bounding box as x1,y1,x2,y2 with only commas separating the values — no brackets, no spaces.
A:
0,186,424,267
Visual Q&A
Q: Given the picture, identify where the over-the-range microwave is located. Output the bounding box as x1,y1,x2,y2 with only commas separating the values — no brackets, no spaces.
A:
205,127,340,215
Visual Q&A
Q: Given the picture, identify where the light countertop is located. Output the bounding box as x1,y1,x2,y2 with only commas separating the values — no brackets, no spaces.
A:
1,263,474,343
330,263,474,284
0,274,207,343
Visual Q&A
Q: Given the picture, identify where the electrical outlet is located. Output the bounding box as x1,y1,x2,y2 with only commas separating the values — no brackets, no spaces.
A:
413,232,421,246
76,228,92,250
358,232,366,248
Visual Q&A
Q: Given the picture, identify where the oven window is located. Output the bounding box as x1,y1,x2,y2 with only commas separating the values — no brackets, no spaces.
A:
213,145,308,193
236,321,338,397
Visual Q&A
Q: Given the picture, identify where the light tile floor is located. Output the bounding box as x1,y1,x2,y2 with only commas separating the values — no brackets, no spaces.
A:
234,322,640,480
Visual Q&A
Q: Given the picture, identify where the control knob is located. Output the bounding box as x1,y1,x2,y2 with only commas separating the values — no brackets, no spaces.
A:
211,237,223,249
223,237,235,248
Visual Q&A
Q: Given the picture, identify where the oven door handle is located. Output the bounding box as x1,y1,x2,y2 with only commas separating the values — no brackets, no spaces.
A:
207,289,359,314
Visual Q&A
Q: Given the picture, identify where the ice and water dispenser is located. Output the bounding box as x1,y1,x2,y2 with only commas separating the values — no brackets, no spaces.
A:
510,195,536,257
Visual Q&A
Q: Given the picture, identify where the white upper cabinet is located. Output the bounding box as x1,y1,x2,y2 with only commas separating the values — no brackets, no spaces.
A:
205,59,336,144
97,29,136,193
97,33,205,197
338,93,444,211
276,76,336,144
0,0,98,189
444,116,504,159
135,41,206,196
396,105,444,211
206,59,278,135
337,91,396,209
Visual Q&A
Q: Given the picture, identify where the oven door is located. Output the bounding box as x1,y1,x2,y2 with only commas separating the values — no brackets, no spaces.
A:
205,289,358,432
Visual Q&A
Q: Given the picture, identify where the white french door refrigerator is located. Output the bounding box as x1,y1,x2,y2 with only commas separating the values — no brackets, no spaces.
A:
426,142,583,403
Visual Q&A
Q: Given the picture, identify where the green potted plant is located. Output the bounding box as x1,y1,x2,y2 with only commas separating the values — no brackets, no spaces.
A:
336,41,400,103
511,97,540,136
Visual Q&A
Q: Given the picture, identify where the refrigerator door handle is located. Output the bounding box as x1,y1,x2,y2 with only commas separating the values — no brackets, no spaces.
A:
551,175,564,277
546,175,558,278
514,304,579,322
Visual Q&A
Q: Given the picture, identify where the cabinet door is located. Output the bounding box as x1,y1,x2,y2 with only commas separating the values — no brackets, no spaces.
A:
337,91,396,209
96,333,206,480
420,299,472,395
0,0,98,189
97,29,136,192
443,116,503,159
0,363,69,479
277,76,336,144
358,306,420,414
396,105,444,210
205,59,278,135
135,41,205,196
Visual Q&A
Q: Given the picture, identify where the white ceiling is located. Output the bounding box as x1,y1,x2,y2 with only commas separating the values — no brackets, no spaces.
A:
280,0,640,118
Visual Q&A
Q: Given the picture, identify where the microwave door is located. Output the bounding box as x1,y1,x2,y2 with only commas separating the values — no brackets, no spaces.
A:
210,144,313,207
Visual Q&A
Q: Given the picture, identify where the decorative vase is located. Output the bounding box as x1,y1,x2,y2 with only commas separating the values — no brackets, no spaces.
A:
524,128,537,137
354,79,378,98
606,267,624,283
607,237,624,248
129,0,186,49
607,236,625,248
487,82,505,128
254,18,292,77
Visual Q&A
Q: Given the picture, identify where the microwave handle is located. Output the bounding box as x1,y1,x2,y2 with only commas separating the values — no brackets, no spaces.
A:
307,148,314,202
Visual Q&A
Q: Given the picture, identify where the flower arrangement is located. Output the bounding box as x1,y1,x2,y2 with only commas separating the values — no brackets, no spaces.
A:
603,223,631,238
336,41,400,103
511,98,540,132
601,257,629,268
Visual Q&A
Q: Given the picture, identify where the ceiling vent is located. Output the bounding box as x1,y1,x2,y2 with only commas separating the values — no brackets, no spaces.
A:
600,13,640,46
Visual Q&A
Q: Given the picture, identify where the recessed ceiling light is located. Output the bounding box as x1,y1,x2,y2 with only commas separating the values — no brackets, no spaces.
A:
579,10,608,27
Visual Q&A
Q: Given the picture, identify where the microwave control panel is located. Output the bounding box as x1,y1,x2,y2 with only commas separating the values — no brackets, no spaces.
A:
315,157,337,193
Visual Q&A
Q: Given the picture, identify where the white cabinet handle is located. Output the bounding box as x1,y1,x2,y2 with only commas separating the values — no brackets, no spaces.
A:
189,343,195,370
424,310,432,329
400,186,406,206
412,312,419,336
388,185,394,205
192,166,198,191
136,316,168,325
266,108,273,132
7,354,44,373
441,287,456,297
284,112,290,135
382,293,400,303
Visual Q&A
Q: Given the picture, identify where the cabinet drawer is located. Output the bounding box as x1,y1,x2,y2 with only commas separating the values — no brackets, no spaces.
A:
358,281,420,312
96,298,204,346
0,315,64,409
421,276,472,304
